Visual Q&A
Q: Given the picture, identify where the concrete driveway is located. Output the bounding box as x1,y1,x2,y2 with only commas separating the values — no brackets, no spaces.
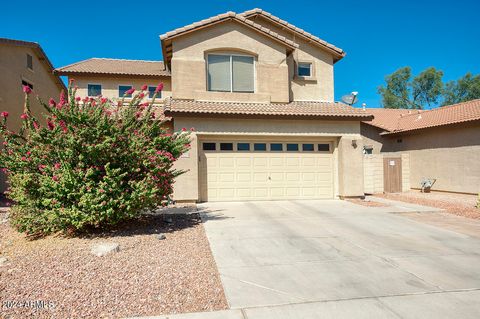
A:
197,199,480,319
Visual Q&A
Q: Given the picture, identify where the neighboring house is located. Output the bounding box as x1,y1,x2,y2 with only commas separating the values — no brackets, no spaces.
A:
0,38,65,193
362,100,480,194
56,8,374,202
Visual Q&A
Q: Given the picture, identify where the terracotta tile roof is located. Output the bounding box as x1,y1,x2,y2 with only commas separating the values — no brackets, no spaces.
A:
239,8,345,61
363,99,480,134
55,58,170,77
164,98,372,119
0,37,66,91
160,11,299,50
363,108,414,131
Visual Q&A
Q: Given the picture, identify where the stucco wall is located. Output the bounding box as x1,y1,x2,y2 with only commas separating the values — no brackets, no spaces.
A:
247,16,335,102
0,45,63,192
361,122,480,194
73,76,172,102
363,154,384,194
338,136,365,197
171,117,363,201
391,124,480,194
171,20,290,103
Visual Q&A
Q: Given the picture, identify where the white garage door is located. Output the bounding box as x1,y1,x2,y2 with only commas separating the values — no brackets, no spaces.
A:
199,140,334,201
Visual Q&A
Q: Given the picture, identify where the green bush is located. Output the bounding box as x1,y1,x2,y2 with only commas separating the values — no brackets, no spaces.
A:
0,83,190,237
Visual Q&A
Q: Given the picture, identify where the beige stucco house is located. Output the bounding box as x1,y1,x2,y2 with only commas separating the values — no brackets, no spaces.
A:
56,8,374,202
0,38,66,192
362,100,480,194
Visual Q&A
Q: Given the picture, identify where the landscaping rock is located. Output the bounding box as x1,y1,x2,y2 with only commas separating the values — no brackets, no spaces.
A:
0,256,8,266
91,243,120,257
155,233,166,240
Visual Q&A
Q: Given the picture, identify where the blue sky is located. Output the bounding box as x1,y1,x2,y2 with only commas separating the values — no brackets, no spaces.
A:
2,0,479,108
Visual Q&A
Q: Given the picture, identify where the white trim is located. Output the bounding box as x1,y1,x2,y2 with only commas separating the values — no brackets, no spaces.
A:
206,53,255,93
87,83,102,97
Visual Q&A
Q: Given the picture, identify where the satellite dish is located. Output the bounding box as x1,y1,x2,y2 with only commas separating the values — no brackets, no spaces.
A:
341,91,359,105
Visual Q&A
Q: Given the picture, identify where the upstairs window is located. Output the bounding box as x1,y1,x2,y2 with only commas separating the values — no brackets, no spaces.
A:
119,85,133,97
26,54,33,70
207,54,254,93
148,86,161,99
21,80,33,90
88,84,102,97
297,62,312,77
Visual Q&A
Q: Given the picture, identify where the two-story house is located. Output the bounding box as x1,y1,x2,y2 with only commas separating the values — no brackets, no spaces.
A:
0,38,65,193
56,9,373,203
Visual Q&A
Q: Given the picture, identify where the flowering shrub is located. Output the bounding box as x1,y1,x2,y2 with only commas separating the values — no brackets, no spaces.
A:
0,83,190,237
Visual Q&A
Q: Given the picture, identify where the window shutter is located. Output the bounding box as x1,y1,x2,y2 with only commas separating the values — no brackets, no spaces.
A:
232,56,254,92
208,55,231,91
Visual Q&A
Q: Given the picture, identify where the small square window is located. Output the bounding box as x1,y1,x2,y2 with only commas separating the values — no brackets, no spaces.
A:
21,80,33,90
220,143,233,151
270,143,283,151
298,62,311,77
302,144,314,151
363,147,373,155
148,86,161,99
287,144,299,151
88,84,102,97
119,85,133,97
237,143,250,151
26,54,33,70
254,143,266,151
318,144,330,152
203,143,216,151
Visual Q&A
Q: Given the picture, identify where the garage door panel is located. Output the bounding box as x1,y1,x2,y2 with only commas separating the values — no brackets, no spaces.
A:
200,140,334,201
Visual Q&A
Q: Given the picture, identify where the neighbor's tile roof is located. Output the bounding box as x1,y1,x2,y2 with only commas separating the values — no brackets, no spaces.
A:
164,98,372,119
363,108,414,131
239,8,345,60
55,58,171,77
364,99,480,134
160,11,298,49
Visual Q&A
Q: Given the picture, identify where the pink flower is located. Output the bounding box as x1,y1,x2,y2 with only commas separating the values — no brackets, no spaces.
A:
190,127,195,132
49,98,56,107
151,112,156,119
155,83,164,93
20,113,28,120
125,87,135,95
100,97,108,104
52,175,59,181
1,111,8,118
141,85,148,91
54,163,61,170
75,97,81,102
38,164,46,172
59,90,67,105
26,151,31,156
33,121,40,130
181,127,187,131
21,156,27,161
138,93,145,99
23,86,32,94
135,112,142,118
47,120,55,130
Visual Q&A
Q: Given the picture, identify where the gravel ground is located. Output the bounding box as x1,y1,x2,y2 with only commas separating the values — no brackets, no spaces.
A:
375,191,480,219
346,198,389,207
0,209,228,318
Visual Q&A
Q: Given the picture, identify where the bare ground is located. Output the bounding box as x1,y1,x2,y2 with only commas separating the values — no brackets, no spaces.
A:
0,209,227,318
374,190,480,219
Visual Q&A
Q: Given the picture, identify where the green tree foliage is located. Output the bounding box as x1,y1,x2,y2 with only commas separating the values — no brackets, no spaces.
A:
379,67,480,109
378,67,444,109
443,73,480,106
0,83,190,237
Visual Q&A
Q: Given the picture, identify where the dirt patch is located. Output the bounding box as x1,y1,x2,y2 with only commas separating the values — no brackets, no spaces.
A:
346,198,390,207
0,210,227,318
375,191,480,219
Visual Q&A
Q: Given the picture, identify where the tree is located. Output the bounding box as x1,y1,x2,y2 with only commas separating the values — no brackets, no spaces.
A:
442,73,480,106
0,83,190,237
378,67,444,109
